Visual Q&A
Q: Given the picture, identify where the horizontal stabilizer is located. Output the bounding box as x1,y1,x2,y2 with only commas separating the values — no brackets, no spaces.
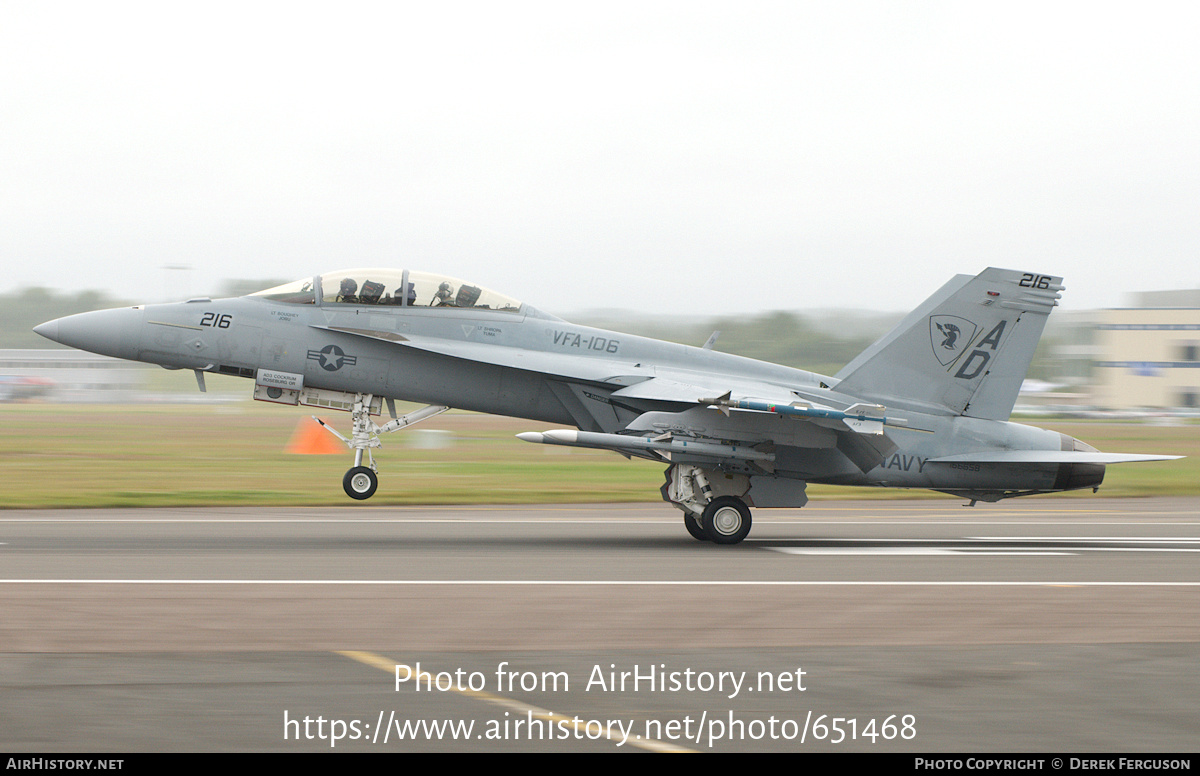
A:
837,429,898,472
928,451,1182,464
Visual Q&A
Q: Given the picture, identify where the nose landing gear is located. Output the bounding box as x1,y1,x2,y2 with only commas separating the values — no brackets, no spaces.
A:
314,394,449,500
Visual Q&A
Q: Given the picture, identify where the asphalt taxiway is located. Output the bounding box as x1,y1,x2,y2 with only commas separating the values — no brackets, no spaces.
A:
1,498,1197,751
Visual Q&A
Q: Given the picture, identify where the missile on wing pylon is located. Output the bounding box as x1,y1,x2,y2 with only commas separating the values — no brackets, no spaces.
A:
696,394,890,435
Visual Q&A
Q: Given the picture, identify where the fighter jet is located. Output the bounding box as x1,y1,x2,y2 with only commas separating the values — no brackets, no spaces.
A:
34,267,1177,544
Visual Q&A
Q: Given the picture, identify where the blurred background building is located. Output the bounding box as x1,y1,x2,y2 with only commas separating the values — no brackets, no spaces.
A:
1093,290,1200,410
0,349,143,403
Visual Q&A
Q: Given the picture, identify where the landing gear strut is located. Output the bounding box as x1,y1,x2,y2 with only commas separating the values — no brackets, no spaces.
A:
315,394,449,500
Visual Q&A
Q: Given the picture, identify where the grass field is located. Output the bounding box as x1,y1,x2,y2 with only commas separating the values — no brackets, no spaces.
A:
0,402,1196,508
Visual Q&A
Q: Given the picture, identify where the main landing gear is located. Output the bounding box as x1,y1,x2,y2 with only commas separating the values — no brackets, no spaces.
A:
315,393,449,500
680,496,754,544
665,464,754,545
700,496,752,545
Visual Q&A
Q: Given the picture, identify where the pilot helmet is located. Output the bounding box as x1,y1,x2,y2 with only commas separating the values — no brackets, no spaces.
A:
340,278,358,295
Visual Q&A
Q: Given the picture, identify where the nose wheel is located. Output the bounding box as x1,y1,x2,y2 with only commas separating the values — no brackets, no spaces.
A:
343,466,378,500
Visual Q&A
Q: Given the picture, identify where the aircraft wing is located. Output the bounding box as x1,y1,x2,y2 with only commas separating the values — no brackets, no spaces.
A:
319,325,837,410
612,372,893,434
530,371,899,473
319,324,898,471
314,325,632,383
608,373,815,408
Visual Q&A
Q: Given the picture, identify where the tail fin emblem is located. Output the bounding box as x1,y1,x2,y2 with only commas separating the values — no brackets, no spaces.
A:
929,316,977,366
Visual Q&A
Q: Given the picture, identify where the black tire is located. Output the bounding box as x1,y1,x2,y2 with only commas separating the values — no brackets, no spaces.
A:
684,513,710,541
701,496,752,545
343,466,378,500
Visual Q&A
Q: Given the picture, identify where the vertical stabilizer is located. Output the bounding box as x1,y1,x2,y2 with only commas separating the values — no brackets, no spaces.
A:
833,268,1062,420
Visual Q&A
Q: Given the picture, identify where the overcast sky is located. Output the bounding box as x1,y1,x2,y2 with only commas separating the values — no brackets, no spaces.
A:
2,1,1197,315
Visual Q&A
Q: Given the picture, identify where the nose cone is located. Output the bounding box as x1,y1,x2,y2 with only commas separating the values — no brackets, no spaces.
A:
33,307,143,361
32,319,59,342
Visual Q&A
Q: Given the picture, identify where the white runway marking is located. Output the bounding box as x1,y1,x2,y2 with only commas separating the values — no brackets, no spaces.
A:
1,518,1199,531
771,548,1072,555
969,536,1200,542
1,579,1199,586
767,537,1200,556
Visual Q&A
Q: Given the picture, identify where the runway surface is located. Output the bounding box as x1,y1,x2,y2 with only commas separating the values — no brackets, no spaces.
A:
1,498,1197,752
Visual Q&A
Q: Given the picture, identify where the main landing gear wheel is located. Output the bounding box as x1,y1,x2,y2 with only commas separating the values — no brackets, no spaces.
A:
684,514,710,541
343,466,378,500
701,496,752,545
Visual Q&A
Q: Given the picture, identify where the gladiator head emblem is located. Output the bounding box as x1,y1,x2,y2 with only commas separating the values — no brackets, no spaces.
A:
936,322,960,350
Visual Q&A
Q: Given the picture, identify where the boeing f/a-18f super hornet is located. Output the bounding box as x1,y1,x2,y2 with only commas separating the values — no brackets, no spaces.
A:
34,267,1177,544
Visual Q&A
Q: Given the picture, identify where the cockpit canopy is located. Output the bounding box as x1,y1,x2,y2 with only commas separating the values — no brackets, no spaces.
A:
250,269,523,313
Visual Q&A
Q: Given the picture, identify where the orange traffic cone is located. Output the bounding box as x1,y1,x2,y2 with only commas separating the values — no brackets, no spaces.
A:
286,417,345,455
